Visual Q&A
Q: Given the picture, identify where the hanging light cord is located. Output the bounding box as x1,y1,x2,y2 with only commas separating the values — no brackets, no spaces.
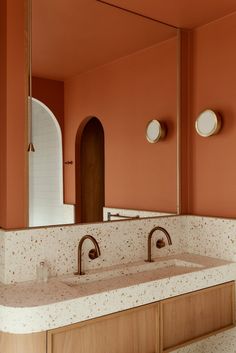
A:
27,0,35,152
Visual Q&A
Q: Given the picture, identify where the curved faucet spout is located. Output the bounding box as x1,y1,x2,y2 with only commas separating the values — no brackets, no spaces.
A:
74,235,101,276
146,226,172,263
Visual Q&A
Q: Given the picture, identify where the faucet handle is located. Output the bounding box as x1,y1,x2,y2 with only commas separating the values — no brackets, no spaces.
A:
89,248,100,260
156,238,165,249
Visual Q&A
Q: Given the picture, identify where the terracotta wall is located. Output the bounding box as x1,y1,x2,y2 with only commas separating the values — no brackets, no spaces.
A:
64,38,178,213
0,0,28,229
0,0,7,227
32,77,64,131
188,12,236,217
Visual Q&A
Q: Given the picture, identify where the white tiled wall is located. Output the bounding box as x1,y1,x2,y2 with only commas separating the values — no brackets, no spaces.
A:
29,98,74,227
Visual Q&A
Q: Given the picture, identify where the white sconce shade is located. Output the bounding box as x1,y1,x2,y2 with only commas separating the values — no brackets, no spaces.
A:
146,120,166,143
195,110,221,137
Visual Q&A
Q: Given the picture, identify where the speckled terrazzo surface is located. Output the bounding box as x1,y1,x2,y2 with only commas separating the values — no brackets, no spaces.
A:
0,216,182,284
0,214,236,353
1,215,236,285
172,327,236,353
0,252,235,333
180,215,236,262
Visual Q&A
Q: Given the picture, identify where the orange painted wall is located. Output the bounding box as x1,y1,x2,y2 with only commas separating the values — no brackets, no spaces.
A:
64,38,178,213
0,0,28,229
32,77,64,131
189,12,236,217
0,0,7,226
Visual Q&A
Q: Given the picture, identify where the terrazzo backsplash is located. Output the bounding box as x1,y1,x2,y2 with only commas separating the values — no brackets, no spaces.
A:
180,215,236,262
0,216,181,284
0,234,4,284
0,215,236,284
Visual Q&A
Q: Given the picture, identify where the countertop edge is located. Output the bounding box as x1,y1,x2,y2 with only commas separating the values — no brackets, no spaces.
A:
1,262,236,334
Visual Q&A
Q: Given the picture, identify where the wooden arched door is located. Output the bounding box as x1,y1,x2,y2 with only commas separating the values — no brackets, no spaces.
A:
75,117,104,223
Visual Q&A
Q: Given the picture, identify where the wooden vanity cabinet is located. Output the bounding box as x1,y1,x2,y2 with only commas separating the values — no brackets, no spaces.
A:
47,282,235,353
160,282,235,352
47,303,160,353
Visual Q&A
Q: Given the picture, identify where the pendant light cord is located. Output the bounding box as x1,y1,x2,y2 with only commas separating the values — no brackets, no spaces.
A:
27,0,35,152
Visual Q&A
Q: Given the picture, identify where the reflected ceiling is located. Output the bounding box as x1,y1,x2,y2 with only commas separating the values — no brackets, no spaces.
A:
102,0,236,29
32,0,176,80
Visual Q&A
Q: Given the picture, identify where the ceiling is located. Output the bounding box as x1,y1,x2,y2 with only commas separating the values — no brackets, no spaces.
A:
102,0,236,29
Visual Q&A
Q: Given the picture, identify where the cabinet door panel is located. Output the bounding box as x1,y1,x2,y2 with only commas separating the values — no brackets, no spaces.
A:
0,332,46,353
160,282,235,352
48,304,159,353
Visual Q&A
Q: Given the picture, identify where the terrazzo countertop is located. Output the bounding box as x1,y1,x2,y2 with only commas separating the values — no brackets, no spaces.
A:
0,253,235,334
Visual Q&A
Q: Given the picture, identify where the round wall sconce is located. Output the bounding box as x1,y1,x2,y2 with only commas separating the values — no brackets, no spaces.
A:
146,120,166,143
195,110,221,137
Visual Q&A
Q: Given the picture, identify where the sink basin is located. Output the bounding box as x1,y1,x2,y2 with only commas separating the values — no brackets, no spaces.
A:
61,258,204,287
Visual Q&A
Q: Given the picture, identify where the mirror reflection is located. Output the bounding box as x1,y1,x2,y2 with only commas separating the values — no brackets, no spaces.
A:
30,0,179,227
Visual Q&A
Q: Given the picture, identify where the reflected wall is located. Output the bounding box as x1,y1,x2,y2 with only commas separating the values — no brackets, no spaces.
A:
64,37,178,212
31,0,179,226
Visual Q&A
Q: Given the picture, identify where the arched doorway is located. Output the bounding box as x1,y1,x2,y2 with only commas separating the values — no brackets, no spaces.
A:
75,117,105,223
29,98,74,227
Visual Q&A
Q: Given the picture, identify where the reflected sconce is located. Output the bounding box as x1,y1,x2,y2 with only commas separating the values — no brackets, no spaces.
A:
195,110,221,137
27,0,35,152
146,119,166,143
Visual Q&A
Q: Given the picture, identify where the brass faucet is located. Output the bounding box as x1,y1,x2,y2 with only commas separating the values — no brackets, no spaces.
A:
74,235,101,276
146,226,172,262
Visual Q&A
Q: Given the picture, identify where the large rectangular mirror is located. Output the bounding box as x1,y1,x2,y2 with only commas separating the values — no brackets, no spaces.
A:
29,0,179,227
